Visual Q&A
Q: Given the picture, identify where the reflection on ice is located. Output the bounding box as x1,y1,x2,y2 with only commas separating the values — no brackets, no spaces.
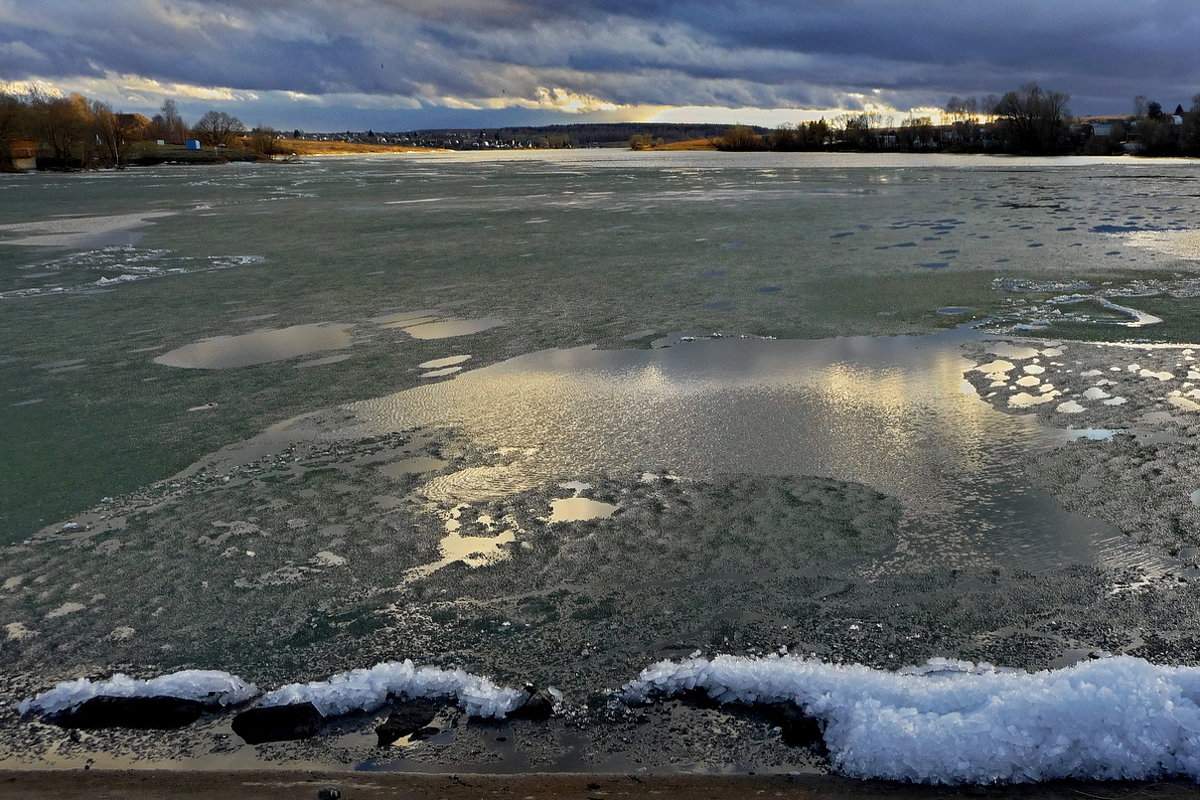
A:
154,323,354,369
207,328,1138,573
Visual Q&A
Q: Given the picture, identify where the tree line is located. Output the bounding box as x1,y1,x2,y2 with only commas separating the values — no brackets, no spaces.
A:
0,90,281,169
709,84,1200,157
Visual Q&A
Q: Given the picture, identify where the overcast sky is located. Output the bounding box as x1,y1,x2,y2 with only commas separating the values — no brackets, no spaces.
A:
2,0,1198,130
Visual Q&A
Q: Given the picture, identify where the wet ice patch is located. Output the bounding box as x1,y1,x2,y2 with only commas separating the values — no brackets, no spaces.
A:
310,551,347,567
0,211,175,248
623,654,1200,784
5,622,35,640
20,670,258,716
45,602,86,619
258,660,524,719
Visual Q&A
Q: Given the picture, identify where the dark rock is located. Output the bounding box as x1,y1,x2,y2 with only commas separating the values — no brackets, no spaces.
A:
756,702,826,752
51,695,207,729
232,702,322,744
509,685,556,721
317,787,341,800
375,698,443,746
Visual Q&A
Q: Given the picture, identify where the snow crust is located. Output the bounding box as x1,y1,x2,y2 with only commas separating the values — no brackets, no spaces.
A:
622,654,1200,784
19,670,258,716
258,659,525,719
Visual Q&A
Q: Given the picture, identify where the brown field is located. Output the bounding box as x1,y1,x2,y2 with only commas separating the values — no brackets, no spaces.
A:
651,137,719,150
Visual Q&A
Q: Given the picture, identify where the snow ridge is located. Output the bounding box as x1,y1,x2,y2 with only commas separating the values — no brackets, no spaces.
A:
18,670,258,716
258,659,525,719
622,654,1200,784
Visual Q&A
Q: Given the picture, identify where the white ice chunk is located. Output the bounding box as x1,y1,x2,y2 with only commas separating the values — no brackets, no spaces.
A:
20,670,258,716
1083,387,1111,400
1056,400,1087,414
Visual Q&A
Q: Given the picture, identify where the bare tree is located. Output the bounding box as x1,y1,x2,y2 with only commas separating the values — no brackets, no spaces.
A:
0,91,31,141
247,125,282,158
192,110,244,146
714,125,765,150
30,91,92,166
149,98,189,143
991,83,1071,154
91,101,145,167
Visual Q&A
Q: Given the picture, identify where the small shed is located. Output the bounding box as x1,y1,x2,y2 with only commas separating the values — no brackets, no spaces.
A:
9,139,37,171
185,139,201,150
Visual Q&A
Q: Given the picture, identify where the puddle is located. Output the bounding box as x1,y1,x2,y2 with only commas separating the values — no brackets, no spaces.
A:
548,497,619,523
402,318,505,340
154,323,354,369
985,343,1042,360
406,505,518,579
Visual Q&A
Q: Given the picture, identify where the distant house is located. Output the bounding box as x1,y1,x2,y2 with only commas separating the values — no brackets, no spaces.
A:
8,139,37,171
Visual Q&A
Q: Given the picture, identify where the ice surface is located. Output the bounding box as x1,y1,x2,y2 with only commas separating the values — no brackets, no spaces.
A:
622,654,1200,784
258,660,525,719
20,670,258,716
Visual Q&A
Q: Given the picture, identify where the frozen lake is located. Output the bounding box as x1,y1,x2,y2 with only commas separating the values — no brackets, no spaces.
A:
3,151,1200,775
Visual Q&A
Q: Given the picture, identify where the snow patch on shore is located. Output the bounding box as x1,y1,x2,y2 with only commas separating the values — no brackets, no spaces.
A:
622,654,1200,784
19,670,258,715
258,659,525,719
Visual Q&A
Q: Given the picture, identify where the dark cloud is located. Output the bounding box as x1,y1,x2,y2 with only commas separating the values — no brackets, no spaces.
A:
2,0,1197,127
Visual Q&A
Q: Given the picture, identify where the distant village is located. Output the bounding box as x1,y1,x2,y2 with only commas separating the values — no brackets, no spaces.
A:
2,83,1198,170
